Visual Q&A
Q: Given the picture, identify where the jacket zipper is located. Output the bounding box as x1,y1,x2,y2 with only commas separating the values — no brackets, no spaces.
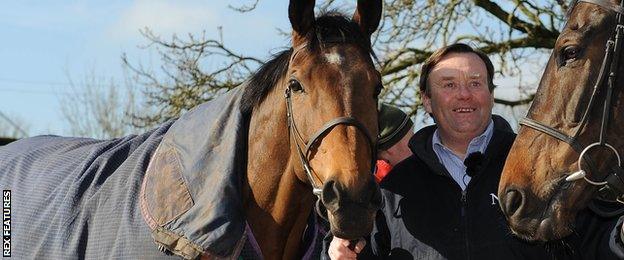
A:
461,190,470,260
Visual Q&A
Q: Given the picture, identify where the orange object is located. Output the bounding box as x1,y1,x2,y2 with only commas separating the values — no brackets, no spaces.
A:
374,160,393,183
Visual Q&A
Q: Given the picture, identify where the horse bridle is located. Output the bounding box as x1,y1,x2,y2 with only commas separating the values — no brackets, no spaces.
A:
284,43,377,198
519,0,624,201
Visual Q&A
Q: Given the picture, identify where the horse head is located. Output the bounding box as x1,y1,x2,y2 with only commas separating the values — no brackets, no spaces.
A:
286,0,384,240
243,0,383,257
498,0,624,242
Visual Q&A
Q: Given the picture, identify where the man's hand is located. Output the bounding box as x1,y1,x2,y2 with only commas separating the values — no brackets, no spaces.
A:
328,237,366,260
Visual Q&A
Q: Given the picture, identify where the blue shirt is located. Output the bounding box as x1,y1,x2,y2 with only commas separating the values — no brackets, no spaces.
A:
432,119,494,190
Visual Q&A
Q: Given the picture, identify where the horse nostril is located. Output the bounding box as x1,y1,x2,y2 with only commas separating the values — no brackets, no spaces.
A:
321,179,340,211
321,178,382,212
503,189,524,217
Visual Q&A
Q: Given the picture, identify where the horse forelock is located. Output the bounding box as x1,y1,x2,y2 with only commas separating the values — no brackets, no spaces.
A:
308,11,374,56
240,11,377,115
566,0,624,18
567,0,579,17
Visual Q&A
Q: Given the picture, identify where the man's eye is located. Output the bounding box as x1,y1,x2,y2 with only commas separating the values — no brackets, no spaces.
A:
444,83,455,88
470,82,480,88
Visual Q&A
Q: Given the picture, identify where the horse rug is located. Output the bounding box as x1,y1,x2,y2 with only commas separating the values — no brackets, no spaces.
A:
0,86,250,259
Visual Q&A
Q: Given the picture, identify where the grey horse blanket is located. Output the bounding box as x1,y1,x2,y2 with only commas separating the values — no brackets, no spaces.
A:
0,86,249,259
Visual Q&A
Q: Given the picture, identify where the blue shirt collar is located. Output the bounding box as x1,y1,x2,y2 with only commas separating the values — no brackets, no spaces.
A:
432,119,494,159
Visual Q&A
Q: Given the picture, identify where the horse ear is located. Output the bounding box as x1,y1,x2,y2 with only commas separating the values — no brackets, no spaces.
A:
289,0,316,41
352,0,382,38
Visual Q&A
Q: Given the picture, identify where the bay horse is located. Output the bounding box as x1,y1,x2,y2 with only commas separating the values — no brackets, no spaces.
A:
243,0,383,258
498,0,624,242
0,0,383,259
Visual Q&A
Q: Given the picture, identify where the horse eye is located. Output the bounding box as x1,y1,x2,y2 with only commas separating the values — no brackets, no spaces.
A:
289,79,304,93
562,45,580,62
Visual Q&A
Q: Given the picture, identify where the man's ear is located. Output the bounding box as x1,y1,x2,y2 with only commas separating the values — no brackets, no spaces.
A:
421,91,432,114
377,149,390,162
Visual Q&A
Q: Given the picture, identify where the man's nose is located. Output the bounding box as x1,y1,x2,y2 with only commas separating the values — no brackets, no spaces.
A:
456,83,472,99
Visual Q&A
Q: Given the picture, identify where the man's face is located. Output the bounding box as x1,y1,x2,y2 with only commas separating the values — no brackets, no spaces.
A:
422,52,493,141
378,131,414,166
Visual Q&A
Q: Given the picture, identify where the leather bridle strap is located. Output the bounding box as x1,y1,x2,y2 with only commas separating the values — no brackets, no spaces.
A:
519,117,582,152
303,117,375,158
518,0,624,197
285,86,376,196
519,0,623,150
579,0,624,14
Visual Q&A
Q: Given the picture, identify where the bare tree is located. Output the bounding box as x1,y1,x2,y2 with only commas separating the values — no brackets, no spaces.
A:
122,29,263,128
123,0,567,127
0,112,29,138
59,70,143,139
377,0,562,111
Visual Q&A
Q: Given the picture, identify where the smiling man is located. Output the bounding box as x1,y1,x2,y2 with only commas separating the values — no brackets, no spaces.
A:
421,46,495,191
326,43,624,259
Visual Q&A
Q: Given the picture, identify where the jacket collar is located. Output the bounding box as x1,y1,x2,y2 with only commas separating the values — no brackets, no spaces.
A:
408,114,515,178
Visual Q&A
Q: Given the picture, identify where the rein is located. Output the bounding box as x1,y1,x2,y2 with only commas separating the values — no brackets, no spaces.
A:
519,0,624,202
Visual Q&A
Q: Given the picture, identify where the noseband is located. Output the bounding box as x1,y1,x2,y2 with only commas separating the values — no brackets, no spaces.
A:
519,0,624,201
284,44,377,198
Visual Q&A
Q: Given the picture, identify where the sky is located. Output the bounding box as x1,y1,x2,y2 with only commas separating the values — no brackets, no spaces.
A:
0,1,546,137
0,0,291,136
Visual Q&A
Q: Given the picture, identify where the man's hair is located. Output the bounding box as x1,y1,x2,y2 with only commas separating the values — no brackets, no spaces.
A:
418,43,496,96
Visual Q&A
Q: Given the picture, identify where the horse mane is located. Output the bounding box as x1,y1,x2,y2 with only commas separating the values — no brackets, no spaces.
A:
240,11,376,114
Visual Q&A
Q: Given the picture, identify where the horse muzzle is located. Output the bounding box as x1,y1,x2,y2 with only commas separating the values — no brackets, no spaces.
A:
500,183,576,242
320,178,382,239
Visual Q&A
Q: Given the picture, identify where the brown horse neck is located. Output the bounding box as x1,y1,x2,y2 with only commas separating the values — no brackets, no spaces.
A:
244,85,317,259
243,172,315,259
